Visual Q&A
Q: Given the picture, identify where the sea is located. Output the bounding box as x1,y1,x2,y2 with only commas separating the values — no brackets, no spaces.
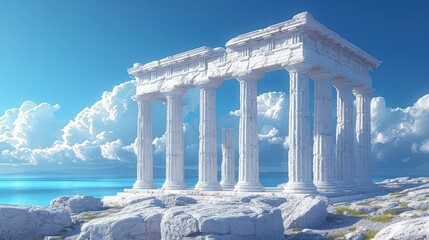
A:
0,173,417,206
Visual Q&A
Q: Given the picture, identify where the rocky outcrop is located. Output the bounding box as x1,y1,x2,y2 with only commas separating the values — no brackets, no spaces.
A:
50,195,103,214
77,194,329,239
160,203,284,239
77,198,166,240
285,232,327,240
373,216,429,240
7,177,429,239
280,196,328,230
157,194,197,207
377,177,429,192
0,204,71,240
250,196,288,207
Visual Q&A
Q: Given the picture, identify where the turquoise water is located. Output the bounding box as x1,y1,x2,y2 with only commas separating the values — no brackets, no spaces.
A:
0,174,414,206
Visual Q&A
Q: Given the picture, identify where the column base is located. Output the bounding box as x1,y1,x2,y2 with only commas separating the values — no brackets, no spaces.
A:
234,181,265,192
220,181,236,191
133,181,156,189
194,182,221,191
314,181,341,196
337,181,357,194
284,182,317,195
162,181,187,190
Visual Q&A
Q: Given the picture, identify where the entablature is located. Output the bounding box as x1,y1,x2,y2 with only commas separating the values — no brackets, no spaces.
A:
130,12,380,97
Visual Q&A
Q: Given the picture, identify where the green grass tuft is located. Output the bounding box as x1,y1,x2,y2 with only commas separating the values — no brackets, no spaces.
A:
417,207,428,211
45,237,61,240
108,205,122,209
400,202,409,207
335,206,365,216
328,232,345,239
347,226,357,232
82,213,97,220
411,214,420,219
383,208,408,215
292,228,302,232
363,230,379,240
390,191,407,197
369,215,391,223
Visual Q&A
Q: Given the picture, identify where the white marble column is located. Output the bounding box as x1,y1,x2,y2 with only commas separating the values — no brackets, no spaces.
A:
220,128,235,190
334,81,356,191
312,72,338,195
354,87,378,191
162,91,187,190
133,97,156,189
195,83,221,191
234,73,264,192
284,65,317,194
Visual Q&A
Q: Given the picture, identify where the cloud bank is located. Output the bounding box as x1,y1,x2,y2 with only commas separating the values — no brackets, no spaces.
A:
371,94,429,172
0,81,137,166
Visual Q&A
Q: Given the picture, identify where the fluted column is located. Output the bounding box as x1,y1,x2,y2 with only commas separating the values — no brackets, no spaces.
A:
195,83,221,191
133,96,156,189
284,65,317,194
162,91,187,190
234,73,264,192
220,128,235,190
354,87,378,192
334,80,356,191
312,72,338,195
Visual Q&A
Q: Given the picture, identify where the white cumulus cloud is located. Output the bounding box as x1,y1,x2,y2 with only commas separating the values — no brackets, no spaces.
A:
371,94,429,171
229,91,287,120
230,91,289,146
418,139,429,154
0,80,138,166
0,101,61,150
258,126,284,144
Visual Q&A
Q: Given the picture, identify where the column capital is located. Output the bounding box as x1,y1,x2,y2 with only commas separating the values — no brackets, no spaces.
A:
353,86,374,96
234,70,264,82
310,68,333,81
133,93,157,102
332,76,354,89
284,62,313,74
162,87,187,97
196,79,222,90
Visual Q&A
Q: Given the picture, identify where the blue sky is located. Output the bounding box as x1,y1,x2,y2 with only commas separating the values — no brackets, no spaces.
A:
0,1,428,176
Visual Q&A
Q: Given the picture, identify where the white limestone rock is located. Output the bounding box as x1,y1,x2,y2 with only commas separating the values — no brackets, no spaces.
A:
77,198,165,240
250,196,288,207
403,182,429,194
373,216,429,240
237,195,259,203
119,196,158,207
344,232,364,240
50,195,103,214
285,232,327,240
280,196,328,230
0,204,71,240
408,199,429,210
398,210,428,218
348,204,377,214
158,194,197,206
374,201,399,210
161,203,284,239
378,177,429,192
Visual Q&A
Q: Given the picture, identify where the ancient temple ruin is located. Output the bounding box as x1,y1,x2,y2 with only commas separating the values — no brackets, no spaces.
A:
128,12,381,195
